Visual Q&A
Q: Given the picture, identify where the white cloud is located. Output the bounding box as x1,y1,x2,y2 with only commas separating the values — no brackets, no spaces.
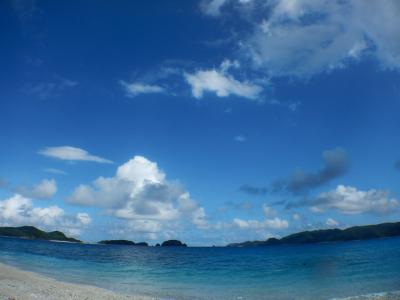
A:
233,217,289,230
16,179,57,200
67,155,209,238
39,146,112,164
76,212,91,226
201,0,229,16
311,185,399,215
220,59,240,72
0,194,91,236
120,80,165,97
233,204,288,231
326,217,339,227
203,0,400,77
31,179,57,199
184,59,262,100
185,68,262,100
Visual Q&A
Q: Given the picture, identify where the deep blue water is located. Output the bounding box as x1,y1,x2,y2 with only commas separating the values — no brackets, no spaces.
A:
1,237,400,299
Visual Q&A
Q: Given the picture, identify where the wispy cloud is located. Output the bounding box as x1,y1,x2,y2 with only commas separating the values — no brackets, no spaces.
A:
44,168,67,175
201,0,253,17
25,76,77,100
201,0,400,77
234,135,246,142
120,80,165,97
200,0,228,17
39,146,112,164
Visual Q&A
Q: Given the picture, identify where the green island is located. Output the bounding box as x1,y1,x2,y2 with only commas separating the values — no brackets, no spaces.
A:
2,222,400,247
228,221,400,247
0,226,81,243
98,240,148,246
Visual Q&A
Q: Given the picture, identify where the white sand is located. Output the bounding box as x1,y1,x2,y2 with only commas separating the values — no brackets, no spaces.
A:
0,263,156,300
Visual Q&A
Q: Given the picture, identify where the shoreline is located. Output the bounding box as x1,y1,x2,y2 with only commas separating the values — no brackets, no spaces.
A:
1,262,400,300
0,262,156,300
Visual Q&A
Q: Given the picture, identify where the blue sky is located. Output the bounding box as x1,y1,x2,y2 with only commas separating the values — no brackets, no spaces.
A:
1,0,400,245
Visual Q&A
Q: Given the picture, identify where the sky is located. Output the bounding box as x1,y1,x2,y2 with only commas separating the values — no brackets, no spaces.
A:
0,0,400,246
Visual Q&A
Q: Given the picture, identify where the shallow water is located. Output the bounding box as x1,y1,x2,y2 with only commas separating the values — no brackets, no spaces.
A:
0,236,400,299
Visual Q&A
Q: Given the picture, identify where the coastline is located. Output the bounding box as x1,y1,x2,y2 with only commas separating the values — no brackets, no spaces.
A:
1,260,400,300
0,262,156,300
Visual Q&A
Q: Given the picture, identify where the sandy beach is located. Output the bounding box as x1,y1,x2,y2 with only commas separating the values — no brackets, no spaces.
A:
0,263,156,300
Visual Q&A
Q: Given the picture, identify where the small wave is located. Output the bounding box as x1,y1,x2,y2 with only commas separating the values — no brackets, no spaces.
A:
331,290,400,300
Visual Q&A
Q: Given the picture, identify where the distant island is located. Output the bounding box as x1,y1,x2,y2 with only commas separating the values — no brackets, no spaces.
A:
98,240,148,246
98,239,187,247
228,221,400,247
2,222,399,248
0,226,81,243
161,240,187,247
0,227,189,247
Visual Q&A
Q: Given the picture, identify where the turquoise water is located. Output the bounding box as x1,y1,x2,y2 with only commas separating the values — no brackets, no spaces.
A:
1,236,400,299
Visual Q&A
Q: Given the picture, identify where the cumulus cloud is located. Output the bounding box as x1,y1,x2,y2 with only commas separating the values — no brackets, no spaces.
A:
16,179,57,200
202,0,400,77
120,80,165,97
184,60,262,100
0,194,91,236
39,146,112,164
310,185,399,215
273,147,349,194
67,155,209,238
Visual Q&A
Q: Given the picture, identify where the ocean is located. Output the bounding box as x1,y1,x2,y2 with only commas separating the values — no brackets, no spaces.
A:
0,236,399,300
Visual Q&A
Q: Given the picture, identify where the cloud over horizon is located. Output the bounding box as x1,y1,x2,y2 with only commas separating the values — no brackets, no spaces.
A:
67,155,209,239
309,185,399,215
0,194,91,236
